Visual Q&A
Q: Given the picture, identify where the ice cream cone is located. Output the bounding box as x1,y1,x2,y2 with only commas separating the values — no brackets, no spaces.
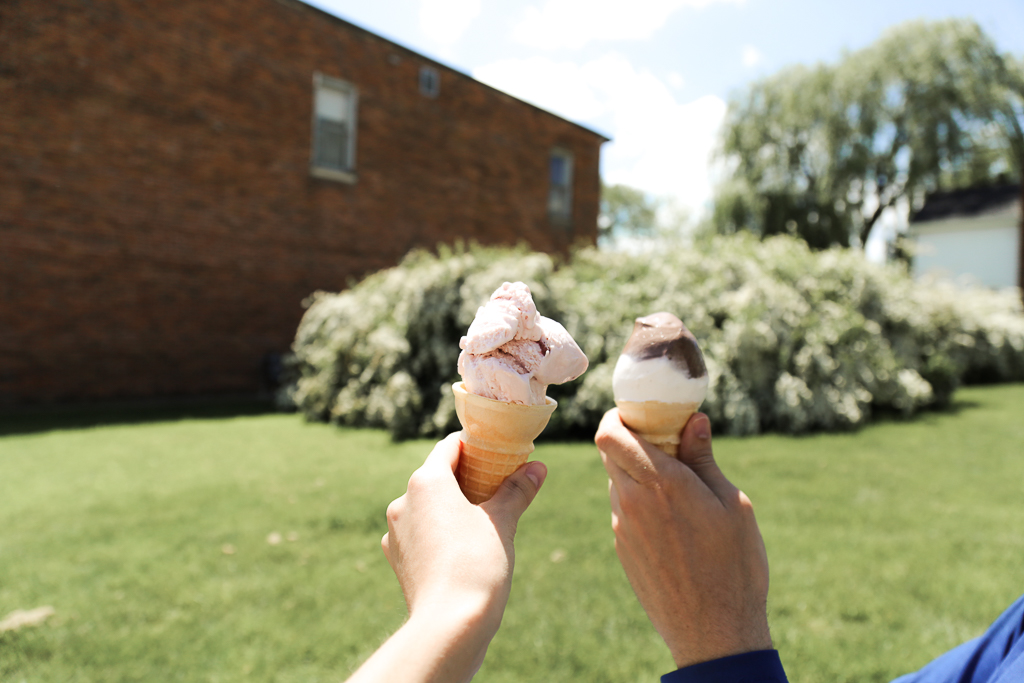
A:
452,382,557,504
615,399,701,458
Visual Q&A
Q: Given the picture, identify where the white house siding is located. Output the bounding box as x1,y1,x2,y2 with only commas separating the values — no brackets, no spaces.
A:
910,203,1021,289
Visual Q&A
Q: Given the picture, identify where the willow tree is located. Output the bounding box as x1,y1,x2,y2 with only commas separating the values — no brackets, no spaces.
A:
712,19,1024,249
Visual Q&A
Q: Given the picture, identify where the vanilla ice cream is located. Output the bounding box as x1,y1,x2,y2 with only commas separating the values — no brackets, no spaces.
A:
613,313,708,405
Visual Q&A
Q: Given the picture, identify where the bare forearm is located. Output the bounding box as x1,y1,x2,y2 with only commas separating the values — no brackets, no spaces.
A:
351,436,545,683
346,604,497,683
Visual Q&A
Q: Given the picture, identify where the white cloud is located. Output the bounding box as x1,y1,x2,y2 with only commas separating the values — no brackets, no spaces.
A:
474,57,606,121
666,71,685,89
512,0,743,50
419,0,481,47
741,44,762,67
473,54,727,212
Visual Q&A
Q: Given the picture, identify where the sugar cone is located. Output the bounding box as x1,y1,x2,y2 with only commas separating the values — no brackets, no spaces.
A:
615,399,701,458
452,382,557,504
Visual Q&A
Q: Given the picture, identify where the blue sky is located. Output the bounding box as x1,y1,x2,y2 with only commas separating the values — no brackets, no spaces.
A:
306,0,1024,251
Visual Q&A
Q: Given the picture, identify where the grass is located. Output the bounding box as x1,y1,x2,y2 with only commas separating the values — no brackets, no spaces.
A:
1,385,1023,683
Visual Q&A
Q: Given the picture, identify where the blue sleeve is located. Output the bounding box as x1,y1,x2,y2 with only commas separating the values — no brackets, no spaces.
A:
661,650,788,683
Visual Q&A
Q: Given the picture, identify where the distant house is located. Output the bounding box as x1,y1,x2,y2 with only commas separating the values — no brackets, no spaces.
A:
0,0,608,405
908,183,1023,291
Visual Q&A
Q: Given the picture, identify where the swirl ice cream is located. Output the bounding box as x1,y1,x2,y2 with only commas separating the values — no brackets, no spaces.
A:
457,282,588,405
613,312,708,456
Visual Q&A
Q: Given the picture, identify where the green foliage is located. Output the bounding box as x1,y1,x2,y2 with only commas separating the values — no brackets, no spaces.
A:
599,182,659,244
281,244,569,439
714,19,1024,247
3,385,1024,682
281,238,1024,438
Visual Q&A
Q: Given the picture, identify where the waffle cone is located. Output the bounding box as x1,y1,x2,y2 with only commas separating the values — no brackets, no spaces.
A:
615,399,701,458
452,382,557,504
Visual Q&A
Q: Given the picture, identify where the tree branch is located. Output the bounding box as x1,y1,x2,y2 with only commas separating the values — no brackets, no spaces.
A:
859,180,904,247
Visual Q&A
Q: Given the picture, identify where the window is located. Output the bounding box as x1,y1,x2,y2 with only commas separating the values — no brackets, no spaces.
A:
311,73,358,182
419,66,440,98
548,149,573,222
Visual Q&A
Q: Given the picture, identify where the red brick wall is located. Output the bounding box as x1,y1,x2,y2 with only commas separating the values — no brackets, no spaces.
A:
0,0,605,404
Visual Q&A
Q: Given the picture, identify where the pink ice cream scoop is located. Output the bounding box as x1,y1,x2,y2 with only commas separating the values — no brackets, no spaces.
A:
457,282,589,404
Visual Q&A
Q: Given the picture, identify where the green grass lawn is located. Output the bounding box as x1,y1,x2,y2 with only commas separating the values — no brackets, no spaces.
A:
2,386,1023,683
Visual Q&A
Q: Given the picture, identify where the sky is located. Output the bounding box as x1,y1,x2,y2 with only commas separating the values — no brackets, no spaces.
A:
306,0,1024,255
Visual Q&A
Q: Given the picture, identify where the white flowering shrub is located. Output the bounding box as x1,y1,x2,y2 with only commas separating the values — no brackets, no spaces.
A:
280,244,568,439
280,236,1024,438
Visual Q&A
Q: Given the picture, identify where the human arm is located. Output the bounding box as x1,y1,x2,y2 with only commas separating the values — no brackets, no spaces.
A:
345,432,547,683
594,409,776,672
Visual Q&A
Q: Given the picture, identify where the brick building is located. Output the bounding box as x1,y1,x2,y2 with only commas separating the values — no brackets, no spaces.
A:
0,0,607,405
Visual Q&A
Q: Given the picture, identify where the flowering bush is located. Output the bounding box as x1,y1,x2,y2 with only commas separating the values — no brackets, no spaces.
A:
280,236,1024,438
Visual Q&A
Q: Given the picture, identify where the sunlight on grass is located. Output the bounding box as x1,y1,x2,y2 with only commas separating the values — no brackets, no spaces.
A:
2,385,1023,682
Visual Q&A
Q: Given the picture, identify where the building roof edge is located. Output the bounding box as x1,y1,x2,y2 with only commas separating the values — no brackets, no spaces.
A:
910,182,1021,223
274,0,612,143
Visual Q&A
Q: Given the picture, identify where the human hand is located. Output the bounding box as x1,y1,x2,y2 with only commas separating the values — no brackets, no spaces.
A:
373,432,546,682
594,409,772,669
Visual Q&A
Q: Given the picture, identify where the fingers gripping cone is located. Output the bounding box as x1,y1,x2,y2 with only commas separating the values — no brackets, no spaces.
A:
452,382,557,504
615,400,701,458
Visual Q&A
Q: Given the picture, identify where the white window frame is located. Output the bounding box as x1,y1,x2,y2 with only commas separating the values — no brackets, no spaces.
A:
548,148,574,223
310,72,358,183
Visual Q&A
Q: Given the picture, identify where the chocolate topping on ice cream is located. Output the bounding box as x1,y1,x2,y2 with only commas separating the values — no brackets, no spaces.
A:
621,312,707,379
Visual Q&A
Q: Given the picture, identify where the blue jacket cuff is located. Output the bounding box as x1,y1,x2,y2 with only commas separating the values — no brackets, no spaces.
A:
661,650,788,683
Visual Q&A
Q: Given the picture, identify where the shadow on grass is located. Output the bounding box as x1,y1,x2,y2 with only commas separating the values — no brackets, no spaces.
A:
0,394,279,437
0,389,990,441
759,397,987,441
535,394,990,445
869,396,983,424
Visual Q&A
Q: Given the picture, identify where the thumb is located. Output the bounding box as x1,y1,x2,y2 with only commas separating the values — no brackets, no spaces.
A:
677,413,734,500
481,461,547,534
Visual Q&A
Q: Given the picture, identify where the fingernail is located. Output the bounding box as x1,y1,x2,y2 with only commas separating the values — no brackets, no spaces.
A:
525,462,546,489
695,416,711,440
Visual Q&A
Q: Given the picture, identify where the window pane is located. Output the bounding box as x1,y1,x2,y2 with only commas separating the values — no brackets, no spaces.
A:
316,89,348,122
548,186,568,214
314,118,349,170
550,156,566,185
548,151,572,220
419,67,439,97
